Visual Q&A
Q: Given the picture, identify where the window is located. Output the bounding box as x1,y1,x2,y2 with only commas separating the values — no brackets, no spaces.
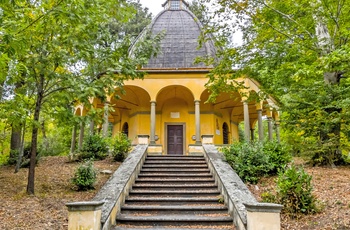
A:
170,0,180,10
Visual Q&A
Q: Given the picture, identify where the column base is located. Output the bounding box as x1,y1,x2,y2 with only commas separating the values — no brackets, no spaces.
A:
147,145,163,155
188,144,204,155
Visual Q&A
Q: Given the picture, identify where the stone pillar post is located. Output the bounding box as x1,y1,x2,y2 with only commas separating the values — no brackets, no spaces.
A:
195,100,201,144
78,122,85,151
267,117,273,141
250,129,255,141
243,101,251,142
69,125,77,159
66,201,104,230
102,102,110,137
89,120,95,134
244,203,283,230
275,121,281,143
257,109,264,141
150,101,156,145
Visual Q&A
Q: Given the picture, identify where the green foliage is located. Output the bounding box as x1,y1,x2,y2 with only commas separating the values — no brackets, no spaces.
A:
222,141,292,183
222,142,272,184
202,0,350,166
71,160,97,191
39,136,69,157
275,165,317,216
78,134,108,161
110,133,131,162
0,153,9,166
6,144,41,168
263,141,292,174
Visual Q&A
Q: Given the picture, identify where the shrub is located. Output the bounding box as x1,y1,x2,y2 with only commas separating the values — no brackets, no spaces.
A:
77,134,108,161
71,160,97,190
222,141,273,184
275,164,317,216
111,133,131,162
263,141,292,174
8,144,41,167
222,141,292,184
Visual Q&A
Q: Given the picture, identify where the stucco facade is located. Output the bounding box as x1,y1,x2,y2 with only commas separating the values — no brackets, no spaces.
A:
72,0,280,156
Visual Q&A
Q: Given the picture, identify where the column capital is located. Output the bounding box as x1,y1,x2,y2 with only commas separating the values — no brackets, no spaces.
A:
194,100,201,103
150,101,157,105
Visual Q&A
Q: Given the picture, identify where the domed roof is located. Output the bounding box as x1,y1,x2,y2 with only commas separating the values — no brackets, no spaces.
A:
133,5,216,70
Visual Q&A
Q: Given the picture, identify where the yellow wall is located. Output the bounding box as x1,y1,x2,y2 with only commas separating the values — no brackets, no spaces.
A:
91,72,277,153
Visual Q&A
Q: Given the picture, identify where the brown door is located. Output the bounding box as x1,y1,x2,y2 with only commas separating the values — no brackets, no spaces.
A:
167,125,183,155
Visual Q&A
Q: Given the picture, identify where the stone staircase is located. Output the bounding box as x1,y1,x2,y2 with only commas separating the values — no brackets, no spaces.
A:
113,155,234,229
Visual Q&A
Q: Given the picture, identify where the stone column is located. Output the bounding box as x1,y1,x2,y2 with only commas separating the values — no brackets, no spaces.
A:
243,101,251,142
102,102,110,137
150,101,156,145
78,122,85,151
267,117,273,141
69,125,77,159
257,109,264,141
275,121,281,143
195,100,201,144
250,129,255,141
89,120,94,134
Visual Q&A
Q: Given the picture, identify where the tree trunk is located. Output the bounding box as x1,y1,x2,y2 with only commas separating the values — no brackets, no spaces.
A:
9,125,22,165
314,6,343,165
41,120,49,154
15,122,26,173
27,75,44,195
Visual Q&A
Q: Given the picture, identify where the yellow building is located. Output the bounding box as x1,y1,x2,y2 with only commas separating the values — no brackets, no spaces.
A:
73,0,280,156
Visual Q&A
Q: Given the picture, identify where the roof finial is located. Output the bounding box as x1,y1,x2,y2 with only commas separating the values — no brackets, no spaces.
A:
162,0,189,10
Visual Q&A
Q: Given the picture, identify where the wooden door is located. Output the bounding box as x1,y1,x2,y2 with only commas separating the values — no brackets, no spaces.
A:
167,125,183,155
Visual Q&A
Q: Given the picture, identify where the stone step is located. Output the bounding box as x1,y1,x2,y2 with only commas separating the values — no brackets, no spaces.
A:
141,168,210,173
132,184,217,189
116,214,233,225
129,190,220,196
121,205,228,215
121,205,227,212
138,173,213,178
135,178,215,183
125,196,221,205
146,156,205,160
113,227,233,230
144,160,207,164
142,164,209,168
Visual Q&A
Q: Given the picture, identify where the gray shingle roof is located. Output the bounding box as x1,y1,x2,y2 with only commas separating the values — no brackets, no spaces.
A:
142,10,216,69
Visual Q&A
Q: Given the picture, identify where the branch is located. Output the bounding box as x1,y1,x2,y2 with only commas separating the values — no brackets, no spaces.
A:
43,86,71,99
16,0,65,35
256,0,314,39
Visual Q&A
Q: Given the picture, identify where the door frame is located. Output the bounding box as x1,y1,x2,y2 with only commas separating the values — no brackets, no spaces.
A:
165,122,186,155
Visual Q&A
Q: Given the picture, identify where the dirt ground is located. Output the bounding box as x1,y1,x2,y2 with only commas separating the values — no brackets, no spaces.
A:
247,158,350,230
0,156,349,230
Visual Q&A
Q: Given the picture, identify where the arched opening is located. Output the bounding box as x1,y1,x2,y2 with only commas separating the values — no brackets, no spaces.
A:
223,122,229,144
122,122,129,137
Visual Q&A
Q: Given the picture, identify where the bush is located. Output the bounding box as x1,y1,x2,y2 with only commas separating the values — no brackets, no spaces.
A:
71,160,97,191
275,164,317,216
263,141,292,174
7,144,40,167
222,141,292,184
111,133,131,162
222,141,273,184
77,134,108,161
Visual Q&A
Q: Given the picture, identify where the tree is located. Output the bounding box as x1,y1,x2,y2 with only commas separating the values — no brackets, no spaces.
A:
201,0,350,165
0,0,161,194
